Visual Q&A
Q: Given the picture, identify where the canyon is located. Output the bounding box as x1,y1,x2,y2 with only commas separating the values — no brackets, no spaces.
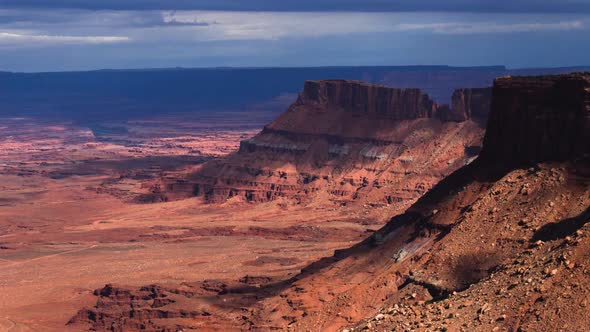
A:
1,70,588,332
68,73,590,331
2,1,590,331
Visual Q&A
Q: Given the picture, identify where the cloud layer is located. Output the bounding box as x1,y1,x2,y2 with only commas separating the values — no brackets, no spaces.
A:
0,5,588,71
0,31,129,45
2,10,585,44
398,21,585,34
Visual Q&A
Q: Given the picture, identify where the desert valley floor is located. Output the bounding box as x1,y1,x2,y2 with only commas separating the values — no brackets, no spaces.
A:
0,114,390,331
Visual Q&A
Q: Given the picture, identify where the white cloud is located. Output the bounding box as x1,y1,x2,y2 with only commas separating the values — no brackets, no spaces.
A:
0,31,130,45
163,11,396,40
147,11,589,41
398,20,585,34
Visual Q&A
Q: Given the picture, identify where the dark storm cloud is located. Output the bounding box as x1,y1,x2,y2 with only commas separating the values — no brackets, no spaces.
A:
1,0,590,13
0,11,72,24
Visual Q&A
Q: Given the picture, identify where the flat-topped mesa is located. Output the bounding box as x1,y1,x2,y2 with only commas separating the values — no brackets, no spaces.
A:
157,79,492,206
480,73,590,166
298,79,438,120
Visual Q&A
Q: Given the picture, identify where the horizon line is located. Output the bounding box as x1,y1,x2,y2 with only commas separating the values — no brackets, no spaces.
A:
3,64,590,75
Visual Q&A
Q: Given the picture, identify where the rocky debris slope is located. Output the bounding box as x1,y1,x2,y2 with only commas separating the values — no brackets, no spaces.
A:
156,80,491,214
346,165,590,332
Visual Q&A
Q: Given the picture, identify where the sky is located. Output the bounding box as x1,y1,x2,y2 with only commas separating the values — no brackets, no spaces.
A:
0,0,589,72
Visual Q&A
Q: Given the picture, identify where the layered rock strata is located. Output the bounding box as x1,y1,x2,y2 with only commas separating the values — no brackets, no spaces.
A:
156,80,492,210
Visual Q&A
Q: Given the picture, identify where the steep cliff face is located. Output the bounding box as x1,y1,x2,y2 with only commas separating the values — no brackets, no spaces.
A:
298,80,437,120
481,73,590,165
157,80,492,210
268,80,491,135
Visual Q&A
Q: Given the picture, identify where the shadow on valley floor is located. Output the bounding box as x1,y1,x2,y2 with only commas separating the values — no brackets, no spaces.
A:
47,155,211,179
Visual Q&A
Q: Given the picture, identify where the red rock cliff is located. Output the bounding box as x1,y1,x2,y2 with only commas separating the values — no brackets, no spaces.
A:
480,73,590,165
155,80,491,210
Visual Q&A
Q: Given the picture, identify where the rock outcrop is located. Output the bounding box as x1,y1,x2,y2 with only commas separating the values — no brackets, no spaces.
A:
68,283,234,331
157,80,492,211
481,73,590,165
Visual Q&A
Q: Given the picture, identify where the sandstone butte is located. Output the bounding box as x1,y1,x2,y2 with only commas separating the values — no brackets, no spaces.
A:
151,80,492,220
69,73,590,331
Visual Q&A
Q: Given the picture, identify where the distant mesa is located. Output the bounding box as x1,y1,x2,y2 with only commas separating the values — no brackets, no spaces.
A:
3,66,588,121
